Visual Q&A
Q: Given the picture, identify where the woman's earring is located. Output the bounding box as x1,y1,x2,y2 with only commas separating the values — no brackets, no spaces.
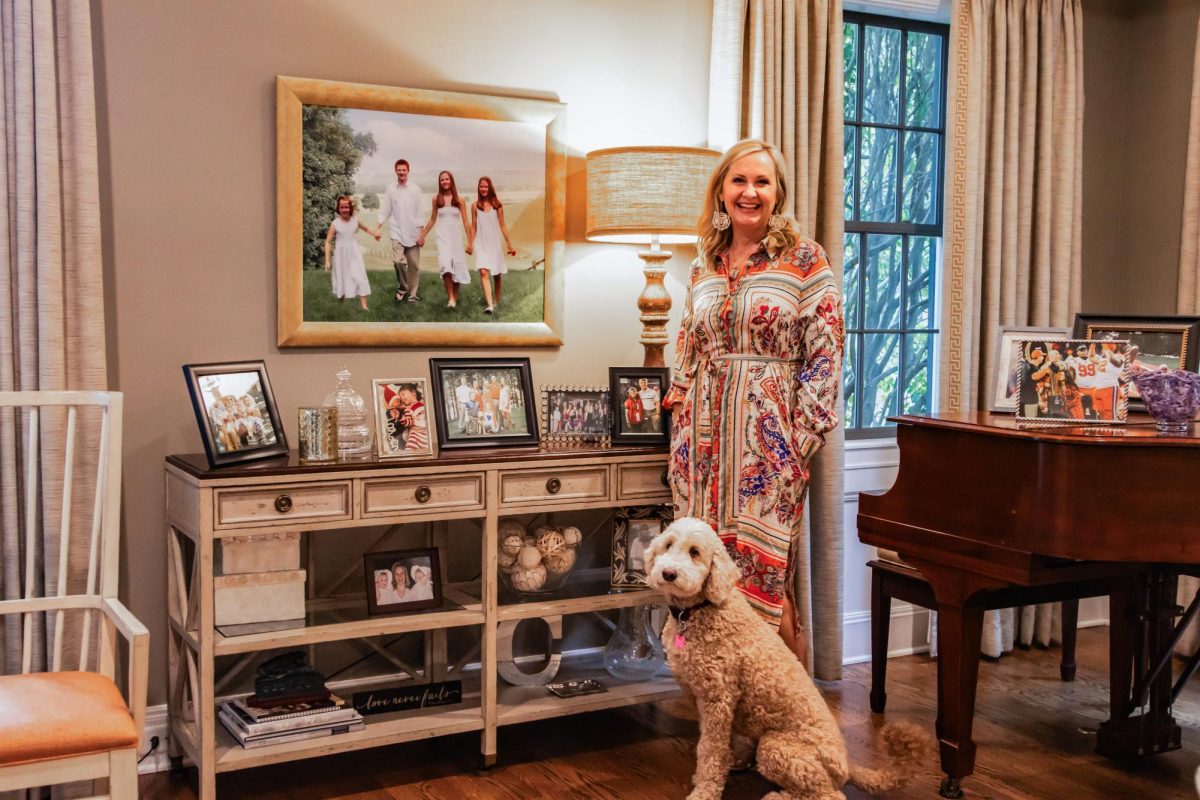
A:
768,214,787,232
711,206,731,231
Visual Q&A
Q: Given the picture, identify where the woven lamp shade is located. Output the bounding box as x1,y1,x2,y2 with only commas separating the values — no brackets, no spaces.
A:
585,146,720,244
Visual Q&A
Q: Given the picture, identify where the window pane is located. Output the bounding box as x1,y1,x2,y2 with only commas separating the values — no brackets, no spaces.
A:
905,31,943,128
906,236,939,328
844,23,859,121
862,332,900,427
864,234,902,331
844,332,859,428
844,126,857,220
902,132,939,224
863,26,901,124
844,232,861,328
859,127,897,222
903,332,933,415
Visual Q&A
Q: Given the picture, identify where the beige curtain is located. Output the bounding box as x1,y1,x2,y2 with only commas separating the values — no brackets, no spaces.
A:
940,0,1084,657
708,0,846,680
1174,18,1200,657
0,0,107,693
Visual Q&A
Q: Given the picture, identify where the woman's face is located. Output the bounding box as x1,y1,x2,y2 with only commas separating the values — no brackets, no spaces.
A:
477,179,491,198
392,567,408,588
720,151,778,236
337,198,352,219
439,173,452,191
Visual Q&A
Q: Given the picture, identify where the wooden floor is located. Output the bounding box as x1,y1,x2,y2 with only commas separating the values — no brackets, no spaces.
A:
142,626,1200,799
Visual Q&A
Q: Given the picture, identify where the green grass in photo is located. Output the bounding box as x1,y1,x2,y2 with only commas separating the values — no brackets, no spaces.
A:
303,268,544,323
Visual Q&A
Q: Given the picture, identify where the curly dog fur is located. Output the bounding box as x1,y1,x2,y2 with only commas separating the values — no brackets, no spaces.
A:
647,517,929,800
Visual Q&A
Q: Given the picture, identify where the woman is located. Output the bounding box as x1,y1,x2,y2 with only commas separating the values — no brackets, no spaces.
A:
390,562,411,602
324,195,378,311
470,176,517,314
419,171,472,308
664,139,844,668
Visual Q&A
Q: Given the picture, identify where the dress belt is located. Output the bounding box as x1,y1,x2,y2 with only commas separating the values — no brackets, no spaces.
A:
711,354,800,364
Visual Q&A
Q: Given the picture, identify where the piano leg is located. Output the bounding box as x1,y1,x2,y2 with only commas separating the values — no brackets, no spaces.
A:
870,566,891,713
933,598,985,798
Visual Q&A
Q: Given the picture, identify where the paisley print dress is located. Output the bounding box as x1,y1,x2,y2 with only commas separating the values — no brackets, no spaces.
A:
664,239,844,625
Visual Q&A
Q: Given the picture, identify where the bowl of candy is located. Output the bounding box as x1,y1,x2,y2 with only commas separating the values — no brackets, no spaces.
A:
1130,367,1200,434
497,518,583,595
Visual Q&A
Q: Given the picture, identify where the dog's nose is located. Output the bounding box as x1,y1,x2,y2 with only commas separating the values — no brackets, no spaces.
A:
661,568,677,582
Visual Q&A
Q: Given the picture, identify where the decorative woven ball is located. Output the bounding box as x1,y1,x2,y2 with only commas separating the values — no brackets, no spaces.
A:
500,532,524,556
536,529,566,558
561,526,583,547
523,535,536,546
499,519,526,541
543,547,576,577
533,525,556,539
517,545,543,570
510,563,547,592
497,550,517,570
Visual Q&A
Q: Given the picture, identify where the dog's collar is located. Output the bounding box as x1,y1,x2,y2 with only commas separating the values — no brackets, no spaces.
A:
668,600,711,621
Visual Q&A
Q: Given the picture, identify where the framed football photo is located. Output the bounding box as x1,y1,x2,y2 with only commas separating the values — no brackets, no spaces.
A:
1014,338,1131,424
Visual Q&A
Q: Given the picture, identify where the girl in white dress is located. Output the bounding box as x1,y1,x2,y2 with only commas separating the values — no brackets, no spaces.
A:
324,195,378,311
470,177,517,314
419,170,472,309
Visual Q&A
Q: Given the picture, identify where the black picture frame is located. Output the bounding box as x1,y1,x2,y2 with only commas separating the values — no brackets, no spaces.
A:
608,367,670,445
1073,313,1200,408
428,358,538,450
611,505,673,589
182,360,289,468
364,547,443,615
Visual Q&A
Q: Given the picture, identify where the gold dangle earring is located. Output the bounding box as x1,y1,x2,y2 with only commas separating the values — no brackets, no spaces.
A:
768,213,787,232
711,202,731,231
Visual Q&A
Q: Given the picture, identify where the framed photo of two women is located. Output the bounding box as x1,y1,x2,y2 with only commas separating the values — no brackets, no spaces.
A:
276,76,566,348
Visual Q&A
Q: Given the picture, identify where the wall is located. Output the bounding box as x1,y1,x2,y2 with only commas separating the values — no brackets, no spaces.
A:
92,0,713,707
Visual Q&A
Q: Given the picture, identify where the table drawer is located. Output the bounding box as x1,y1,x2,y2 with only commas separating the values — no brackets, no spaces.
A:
616,462,671,502
499,465,609,506
362,473,485,516
214,482,351,528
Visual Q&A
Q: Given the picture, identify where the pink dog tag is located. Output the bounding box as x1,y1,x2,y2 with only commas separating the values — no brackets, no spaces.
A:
674,633,686,650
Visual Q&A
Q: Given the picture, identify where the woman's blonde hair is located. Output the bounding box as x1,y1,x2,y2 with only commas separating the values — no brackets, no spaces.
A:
696,139,801,270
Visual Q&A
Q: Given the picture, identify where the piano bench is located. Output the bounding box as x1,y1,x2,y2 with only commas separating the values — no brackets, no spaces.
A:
869,555,1079,714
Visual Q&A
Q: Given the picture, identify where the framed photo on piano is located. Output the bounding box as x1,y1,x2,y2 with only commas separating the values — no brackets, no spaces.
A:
1072,313,1200,410
989,326,1070,413
1015,338,1131,424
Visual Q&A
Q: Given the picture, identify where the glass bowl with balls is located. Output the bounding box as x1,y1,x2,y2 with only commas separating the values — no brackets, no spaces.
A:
497,518,583,595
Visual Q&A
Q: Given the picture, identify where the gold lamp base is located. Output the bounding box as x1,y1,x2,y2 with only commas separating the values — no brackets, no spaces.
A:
637,248,672,367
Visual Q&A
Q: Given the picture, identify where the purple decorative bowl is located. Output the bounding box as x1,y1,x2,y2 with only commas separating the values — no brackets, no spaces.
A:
1129,368,1200,433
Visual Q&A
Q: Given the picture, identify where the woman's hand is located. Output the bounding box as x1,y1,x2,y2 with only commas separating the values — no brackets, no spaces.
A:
324,261,331,272
507,246,517,256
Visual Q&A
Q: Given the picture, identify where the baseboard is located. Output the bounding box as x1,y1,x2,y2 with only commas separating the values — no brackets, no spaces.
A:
140,703,172,774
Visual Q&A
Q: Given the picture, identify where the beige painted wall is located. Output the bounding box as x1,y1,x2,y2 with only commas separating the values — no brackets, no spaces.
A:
92,0,713,706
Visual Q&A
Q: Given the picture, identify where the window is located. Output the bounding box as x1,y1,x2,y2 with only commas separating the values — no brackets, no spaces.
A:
842,13,947,434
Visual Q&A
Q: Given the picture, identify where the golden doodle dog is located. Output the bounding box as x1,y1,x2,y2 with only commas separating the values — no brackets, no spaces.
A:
647,517,928,800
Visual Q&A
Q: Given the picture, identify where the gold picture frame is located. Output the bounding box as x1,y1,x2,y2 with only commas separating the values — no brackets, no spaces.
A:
276,76,566,347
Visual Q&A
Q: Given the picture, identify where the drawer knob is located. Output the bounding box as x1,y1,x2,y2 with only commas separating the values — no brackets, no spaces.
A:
415,485,432,504
546,477,562,495
274,494,293,514
661,470,669,487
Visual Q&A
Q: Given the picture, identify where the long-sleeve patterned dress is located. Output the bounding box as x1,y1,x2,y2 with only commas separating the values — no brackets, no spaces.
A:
664,238,844,626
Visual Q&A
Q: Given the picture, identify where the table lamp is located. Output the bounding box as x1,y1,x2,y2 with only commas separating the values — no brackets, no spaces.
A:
585,146,720,367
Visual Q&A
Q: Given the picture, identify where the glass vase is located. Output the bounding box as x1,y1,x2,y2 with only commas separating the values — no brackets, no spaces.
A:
323,366,372,460
603,605,665,681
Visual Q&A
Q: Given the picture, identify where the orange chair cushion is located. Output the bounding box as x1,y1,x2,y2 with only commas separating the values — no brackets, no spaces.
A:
0,671,138,766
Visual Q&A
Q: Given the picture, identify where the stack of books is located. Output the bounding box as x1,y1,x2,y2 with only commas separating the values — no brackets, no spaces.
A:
217,694,364,749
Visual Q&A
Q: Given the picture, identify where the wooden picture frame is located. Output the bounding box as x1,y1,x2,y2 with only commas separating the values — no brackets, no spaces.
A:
1014,338,1130,424
428,358,538,450
611,505,672,589
371,377,435,459
988,326,1070,413
364,547,442,615
182,360,289,468
609,367,670,443
276,76,566,348
539,385,611,449
1073,313,1200,408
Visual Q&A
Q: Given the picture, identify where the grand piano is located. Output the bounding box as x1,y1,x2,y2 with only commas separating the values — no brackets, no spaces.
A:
858,412,1200,797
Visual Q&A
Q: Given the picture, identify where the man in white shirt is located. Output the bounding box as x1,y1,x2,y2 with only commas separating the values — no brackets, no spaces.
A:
378,159,425,303
637,378,661,432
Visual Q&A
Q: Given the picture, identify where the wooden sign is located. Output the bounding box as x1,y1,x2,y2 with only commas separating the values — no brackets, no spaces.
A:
351,680,462,717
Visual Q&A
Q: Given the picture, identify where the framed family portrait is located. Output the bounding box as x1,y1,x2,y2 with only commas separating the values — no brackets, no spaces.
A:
182,360,288,467
1073,313,1200,407
428,358,538,449
1015,338,1131,424
611,506,672,589
540,385,611,448
364,547,442,615
276,76,566,348
988,326,1070,413
609,367,670,444
371,378,435,459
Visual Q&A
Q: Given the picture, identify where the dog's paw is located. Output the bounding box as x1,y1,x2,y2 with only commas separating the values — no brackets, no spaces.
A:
685,786,724,800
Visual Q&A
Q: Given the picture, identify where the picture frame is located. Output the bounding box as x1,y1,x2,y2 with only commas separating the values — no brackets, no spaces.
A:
182,360,289,468
364,547,442,615
608,367,670,444
428,358,538,450
370,378,435,459
1073,313,1200,407
1014,338,1131,424
540,385,612,449
611,506,673,589
988,326,1070,413
276,76,566,348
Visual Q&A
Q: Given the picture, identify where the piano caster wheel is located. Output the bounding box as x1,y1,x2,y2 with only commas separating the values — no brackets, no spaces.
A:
169,755,185,775
939,776,964,798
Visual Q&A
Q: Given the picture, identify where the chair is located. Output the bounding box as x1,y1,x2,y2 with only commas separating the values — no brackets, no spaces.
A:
0,391,148,799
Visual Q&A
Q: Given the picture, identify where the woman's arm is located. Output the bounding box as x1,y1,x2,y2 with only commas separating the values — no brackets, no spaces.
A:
461,200,473,255
323,223,335,270
418,198,438,241
663,263,702,411
357,219,379,240
793,246,844,438
496,207,517,255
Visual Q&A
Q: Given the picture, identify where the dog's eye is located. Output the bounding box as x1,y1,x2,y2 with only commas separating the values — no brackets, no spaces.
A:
689,547,700,558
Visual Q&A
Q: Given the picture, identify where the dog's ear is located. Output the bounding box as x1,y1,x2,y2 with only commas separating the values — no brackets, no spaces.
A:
703,541,740,605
